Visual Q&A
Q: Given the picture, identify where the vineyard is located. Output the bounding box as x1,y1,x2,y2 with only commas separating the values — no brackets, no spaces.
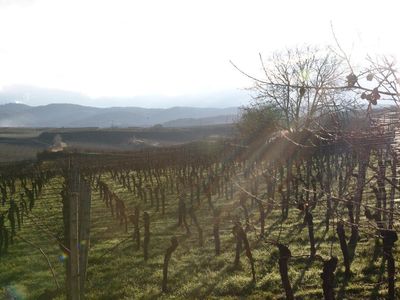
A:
2,0,400,298
0,113,399,299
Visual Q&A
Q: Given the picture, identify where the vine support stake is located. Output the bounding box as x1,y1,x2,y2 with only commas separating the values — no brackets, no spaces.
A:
66,165,91,300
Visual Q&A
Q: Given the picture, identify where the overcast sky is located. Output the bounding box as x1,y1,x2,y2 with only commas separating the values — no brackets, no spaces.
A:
0,0,399,107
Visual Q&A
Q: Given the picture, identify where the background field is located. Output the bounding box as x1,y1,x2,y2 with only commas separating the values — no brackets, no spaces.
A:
0,125,234,162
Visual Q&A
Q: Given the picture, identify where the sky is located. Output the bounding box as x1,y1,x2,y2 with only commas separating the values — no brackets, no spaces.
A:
0,0,399,107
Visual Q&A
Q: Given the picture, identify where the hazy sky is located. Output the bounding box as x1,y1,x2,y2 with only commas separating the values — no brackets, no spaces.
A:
0,0,399,107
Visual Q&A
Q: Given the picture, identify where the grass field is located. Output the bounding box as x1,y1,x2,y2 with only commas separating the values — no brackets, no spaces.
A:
0,166,398,300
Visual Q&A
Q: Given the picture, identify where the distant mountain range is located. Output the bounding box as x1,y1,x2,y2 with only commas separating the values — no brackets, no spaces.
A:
0,85,251,108
0,103,239,127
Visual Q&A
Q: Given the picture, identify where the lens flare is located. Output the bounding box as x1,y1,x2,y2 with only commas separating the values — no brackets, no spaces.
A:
58,252,69,263
4,284,27,300
79,240,87,249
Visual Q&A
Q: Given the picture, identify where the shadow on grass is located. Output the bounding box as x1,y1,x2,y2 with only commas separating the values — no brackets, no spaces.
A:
314,226,328,251
348,235,358,264
37,288,63,300
336,270,350,300
263,218,284,239
292,256,316,292
336,239,386,300
368,256,386,300
181,264,235,298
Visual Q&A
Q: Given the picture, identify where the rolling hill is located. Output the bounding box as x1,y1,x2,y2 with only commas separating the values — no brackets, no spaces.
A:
0,103,239,127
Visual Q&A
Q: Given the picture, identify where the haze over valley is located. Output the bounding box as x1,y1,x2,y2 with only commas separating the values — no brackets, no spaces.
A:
0,102,239,128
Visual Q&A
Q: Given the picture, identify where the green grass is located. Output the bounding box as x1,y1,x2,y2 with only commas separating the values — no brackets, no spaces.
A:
0,171,399,299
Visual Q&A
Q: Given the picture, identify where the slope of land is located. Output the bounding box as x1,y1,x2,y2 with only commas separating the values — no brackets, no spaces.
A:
0,125,236,161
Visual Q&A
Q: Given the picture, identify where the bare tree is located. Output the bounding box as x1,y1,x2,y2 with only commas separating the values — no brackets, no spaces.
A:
234,46,349,132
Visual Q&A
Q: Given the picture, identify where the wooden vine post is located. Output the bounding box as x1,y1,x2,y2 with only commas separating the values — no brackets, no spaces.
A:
213,209,220,256
143,211,150,261
351,149,370,244
381,229,398,300
232,222,255,281
133,205,140,250
162,236,179,292
233,222,242,267
79,176,91,299
304,209,316,257
321,256,338,300
277,243,294,300
188,207,203,247
66,166,92,300
336,222,350,277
